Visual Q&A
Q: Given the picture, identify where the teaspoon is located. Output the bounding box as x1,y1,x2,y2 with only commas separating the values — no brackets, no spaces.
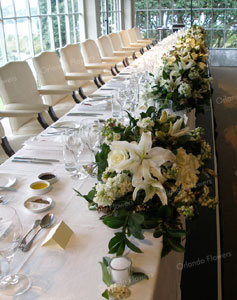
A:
21,213,55,252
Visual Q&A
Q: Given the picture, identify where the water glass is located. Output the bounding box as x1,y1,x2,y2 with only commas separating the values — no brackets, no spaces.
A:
111,94,122,118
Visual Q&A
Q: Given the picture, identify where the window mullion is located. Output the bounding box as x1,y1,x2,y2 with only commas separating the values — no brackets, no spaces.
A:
11,0,20,60
26,0,34,57
0,3,7,63
47,0,55,50
56,0,62,48
65,0,70,44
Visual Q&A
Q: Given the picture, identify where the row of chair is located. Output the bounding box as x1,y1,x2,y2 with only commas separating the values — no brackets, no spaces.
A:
0,27,156,162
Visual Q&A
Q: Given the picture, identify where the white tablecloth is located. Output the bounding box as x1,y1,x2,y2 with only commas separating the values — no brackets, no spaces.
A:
0,30,192,300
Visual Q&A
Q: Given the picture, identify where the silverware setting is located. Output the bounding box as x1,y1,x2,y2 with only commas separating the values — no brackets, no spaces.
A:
0,186,16,191
13,157,59,163
67,113,103,116
19,219,41,249
20,213,56,252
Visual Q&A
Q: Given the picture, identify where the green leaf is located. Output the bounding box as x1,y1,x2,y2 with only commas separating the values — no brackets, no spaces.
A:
167,229,186,238
130,213,144,224
167,238,185,253
108,232,126,254
153,229,163,238
128,214,144,240
74,188,96,204
102,289,109,299
103,215,126,229
125,238,143,253
99,262,113,287
103,256,111,267
117,240,126,256
131,272,149,285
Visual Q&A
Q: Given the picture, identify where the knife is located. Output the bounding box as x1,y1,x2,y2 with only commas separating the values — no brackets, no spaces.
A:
12,159,52,165
67,113,103,116
100,88,118,91
14,157,59,162
0,186,16,191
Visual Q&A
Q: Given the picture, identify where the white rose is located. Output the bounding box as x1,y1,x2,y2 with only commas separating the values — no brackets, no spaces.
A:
177,168,199,189
175,148,190,167
108,150,128,169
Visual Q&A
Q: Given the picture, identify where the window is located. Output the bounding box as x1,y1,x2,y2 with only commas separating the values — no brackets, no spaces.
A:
100,0,121,35
134,0,237,48
0,0,83,66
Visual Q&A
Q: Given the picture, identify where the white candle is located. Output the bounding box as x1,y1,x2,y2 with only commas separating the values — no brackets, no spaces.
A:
110,256,132,286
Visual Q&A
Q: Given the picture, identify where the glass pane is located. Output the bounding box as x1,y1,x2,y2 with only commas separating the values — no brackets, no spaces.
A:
173,10,186,24
17,18,30,59
4,20,18,61
148,0,160,9
161,11,172,27
39,0,47,14
173,0,186,9
41,16,51,50
14,0,27,16
135,11,147,33
191,0,200,8
69,15,74,43
199,0,212,8
205,29,212,47
100,0,106,12
212,0,225,8
183,11,191,26
60,15,66,46
68,0,73,13
74,14,80,42
31,17,41,54
74,0,79,12
148,11,160,30
51,0,57,13
191,10,200,25
212,10,225,28
135,0,147,10
147,29,159,39
225,10,237,30
225,30,237,48
100,12,107,35
211,30,224,48
2,0,14,18
30,0,39,15
160,0,172,9
226,1,237,8
199,10,212,27
52,16,60,48
59,0,65,13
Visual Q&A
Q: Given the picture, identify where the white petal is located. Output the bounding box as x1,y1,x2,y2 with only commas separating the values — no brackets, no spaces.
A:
138,132,152,154
149,147,175,166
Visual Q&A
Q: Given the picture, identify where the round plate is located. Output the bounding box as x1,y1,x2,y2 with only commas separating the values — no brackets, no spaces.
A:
24,196,53,213
0,173,16,187
52,121,78,129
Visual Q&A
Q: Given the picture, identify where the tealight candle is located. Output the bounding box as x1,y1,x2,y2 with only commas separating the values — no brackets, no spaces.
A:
109,256,132,286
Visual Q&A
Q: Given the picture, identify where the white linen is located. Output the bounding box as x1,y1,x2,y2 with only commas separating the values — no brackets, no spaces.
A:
0,30,191,300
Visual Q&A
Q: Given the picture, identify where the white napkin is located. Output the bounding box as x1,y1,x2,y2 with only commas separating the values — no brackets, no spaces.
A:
24,136,63,151
78,101,109,111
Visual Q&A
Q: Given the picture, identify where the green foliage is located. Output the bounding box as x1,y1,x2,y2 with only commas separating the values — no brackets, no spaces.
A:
95,143,110,181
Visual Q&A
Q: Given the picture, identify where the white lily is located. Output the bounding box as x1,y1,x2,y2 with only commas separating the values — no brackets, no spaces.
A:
168,118,190,137
110,132,175,184
133,175,168,205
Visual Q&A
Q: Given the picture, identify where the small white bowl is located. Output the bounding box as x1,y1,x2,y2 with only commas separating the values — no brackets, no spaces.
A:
38,172,57,184
30,180,52,196
24,196,53,213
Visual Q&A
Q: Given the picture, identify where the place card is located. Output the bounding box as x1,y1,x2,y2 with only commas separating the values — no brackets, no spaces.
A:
42,221,73,249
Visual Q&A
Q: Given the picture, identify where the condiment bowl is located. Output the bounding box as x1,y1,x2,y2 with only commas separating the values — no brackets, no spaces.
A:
30,180,52,195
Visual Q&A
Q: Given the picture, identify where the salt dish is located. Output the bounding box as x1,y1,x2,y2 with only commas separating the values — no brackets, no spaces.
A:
24,196,53,213
38,173,57,184
30,180,52,195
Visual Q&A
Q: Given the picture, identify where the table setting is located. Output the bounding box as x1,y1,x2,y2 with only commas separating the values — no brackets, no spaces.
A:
0,25,217,300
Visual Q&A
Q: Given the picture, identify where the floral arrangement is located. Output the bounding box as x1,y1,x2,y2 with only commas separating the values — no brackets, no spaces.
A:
77,107,217,257
140,26,212,114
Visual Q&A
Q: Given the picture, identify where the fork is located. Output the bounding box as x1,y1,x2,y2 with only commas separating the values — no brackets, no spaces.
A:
19,219,41,249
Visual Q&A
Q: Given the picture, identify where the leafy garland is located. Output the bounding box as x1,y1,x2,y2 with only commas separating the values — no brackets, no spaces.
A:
76,107,217,257
140,25,212,114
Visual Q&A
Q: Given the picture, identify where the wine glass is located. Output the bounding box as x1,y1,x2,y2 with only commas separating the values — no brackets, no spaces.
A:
0,206,31,296
62,128,87,180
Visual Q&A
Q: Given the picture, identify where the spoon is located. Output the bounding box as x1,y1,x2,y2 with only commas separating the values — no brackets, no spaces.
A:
19,219,41,249
21,213,56,252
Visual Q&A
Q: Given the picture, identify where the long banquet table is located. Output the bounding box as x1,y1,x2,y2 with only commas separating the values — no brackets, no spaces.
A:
0,31,189,300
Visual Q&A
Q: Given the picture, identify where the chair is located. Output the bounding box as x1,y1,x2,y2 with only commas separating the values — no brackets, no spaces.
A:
109,33,142,58
134,27,154,44
127,28,150,46
0,61,56,136
60,44,113,86
81,39,122,74
119,30,146,51
97,35,132,66
0,110,39,162
33,51,89,117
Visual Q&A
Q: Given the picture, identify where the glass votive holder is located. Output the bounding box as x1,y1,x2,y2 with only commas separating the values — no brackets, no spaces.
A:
109,256,132,286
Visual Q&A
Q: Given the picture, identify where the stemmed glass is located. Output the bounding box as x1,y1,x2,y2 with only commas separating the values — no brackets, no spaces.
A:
0,206,31,296
63,128,87,180
80,119,104,177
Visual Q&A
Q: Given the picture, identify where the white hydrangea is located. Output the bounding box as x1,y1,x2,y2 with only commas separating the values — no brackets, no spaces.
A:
178,82,192,97
93,173,133,207
137,117,154,129
188,69,200,80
